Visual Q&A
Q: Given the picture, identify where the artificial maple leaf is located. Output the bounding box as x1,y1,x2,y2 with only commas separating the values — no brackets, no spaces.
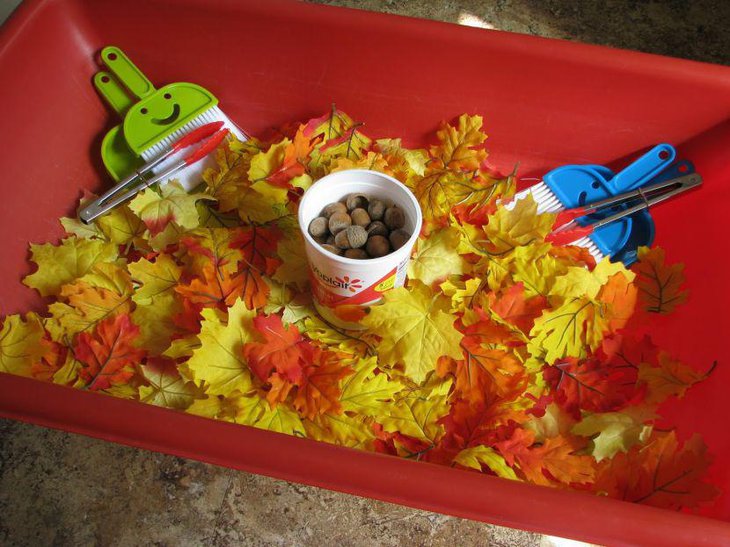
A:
306,108,371,176
375,138,428,179
47,281,133,341
529,297,608,364
252,127,315,188
0,313,47,376
128,254,182,304
73,314,145,391
131,293,182,355
30,338,66,382
176,262,267,310
596,271,638,332
572,407,654,461
304,412,377,450
254,402,306,436
301,315,374,357
236,180,291,225
543,352,644,420
486,283,547,335
24,238,118,297
632,246,688,314
138,357,203,409
272,231,309,290
495,429,595,486
292,349,354,419
483,197,555,254
454,445,519,479
230,224,282,276
338,356,403,416
362,281,463,384
329,151,390,174
184,299,257,395
407,226,465,286
179,227,243,275
594,431,718,509
638,351,710,405
203,135,261,212
377,375,452,446
129,180,213,235
264,280,312,325
551,259,633,300
429,114,487,171
243,314,313,385
509,243,570,298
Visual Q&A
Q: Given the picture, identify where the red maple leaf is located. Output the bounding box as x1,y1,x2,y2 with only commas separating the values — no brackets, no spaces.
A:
543,340,646,420
74,314,145,391
243,315,314,385
293,349,354,420
230,224,282,276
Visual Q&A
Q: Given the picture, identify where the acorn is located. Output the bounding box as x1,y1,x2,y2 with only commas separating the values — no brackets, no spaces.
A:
350,208,371,227
346,193,369,211
328,212,352,235
366,221,389,238
322,202,347,218
335,225,368,249
367,199,387,221
389,229,410,250
384,206,405,230
313,235,328,245
308,216,329,238
366,235,391,257
321,244,342,256
344,248,369,260
326,234,335,245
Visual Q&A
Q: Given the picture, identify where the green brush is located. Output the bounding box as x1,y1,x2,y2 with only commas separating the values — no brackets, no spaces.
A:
93,46,244,189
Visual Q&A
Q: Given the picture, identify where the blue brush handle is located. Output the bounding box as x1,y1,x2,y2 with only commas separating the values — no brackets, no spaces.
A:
607,143,676,192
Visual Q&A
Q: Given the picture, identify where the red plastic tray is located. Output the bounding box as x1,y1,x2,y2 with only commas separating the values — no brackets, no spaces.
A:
1,0,730,544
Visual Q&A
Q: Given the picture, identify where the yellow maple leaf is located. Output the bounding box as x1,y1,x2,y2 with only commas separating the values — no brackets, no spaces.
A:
185,299,257,396
339,356,404,416
454,446,519,479
510,243,569,297
378,375,452,444
272,231,309,290
128,180,213,234
551,259,634,300
131,293,182,355
128,254,182,304
633,246,688,314
304,413,376,450
264,280,312,325
96,204,146,245
203,136,261,212
237,180,290,225
362,281,463,383
572,408,654,462
529,297,608,364
139,359,204,410
376,138,428,178
0,314,46,376
329,151,390,174
186,390,266,425
484,196,555,254
408,227,465,286
23,238,118,297
429,114,487,171
254,402,305,436
302,315,374,357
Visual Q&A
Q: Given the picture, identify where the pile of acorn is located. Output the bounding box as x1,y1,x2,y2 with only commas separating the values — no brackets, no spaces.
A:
308,193,411,259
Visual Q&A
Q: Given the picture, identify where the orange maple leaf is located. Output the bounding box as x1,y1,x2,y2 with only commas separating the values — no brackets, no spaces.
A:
243,314,313,385
293,349,354,420
267,127,316,188
175,263,268,310
486,283,547,334
597,271,638,332
632,246,688,314
31,338,66,382
495,429,595,486
594,431,718,509
74,314,145,391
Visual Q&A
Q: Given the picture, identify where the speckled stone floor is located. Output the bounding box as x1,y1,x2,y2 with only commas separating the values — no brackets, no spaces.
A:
1,1,728,546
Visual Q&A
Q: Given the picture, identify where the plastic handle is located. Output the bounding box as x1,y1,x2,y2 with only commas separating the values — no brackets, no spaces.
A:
184,129,229,165
546,224,593,246
93,71,134,117
608,143,676,192
172,121,225,153
100,46,155,99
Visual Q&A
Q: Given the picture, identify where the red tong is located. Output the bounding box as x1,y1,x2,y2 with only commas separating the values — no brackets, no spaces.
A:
79,121,228,224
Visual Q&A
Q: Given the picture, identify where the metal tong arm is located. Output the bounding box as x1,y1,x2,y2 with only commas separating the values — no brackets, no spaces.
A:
590,173,702,230
584,172,701,211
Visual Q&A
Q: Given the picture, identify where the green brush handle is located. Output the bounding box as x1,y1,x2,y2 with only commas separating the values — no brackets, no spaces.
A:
101,46,155,99
93,71,134,116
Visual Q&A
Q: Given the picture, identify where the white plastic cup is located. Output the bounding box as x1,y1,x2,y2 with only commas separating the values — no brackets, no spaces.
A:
298,169,423,329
